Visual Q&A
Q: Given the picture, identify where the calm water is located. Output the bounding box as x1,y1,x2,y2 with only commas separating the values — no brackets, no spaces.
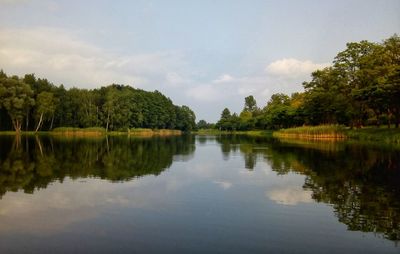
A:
0,135,399,253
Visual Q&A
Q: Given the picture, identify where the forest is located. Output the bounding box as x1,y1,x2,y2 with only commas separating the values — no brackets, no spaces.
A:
212,34,400,131
0,71,196,132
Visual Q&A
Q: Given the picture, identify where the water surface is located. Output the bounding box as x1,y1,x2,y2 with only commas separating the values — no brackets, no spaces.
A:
0,135,399,253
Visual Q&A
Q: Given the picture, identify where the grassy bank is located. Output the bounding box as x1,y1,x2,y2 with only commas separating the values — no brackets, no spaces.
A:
194,129,273,137
273,125,400,144
273,125,346,140
51,127,106,137
128,128,182,137
0,127,183,137
345,127,400,144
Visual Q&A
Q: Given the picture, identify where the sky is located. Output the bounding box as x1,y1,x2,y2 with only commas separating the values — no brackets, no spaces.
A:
0,0,399,122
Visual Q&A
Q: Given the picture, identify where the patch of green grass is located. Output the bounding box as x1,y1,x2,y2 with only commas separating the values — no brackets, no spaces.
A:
194,129,273,137
274,125,346,139
51,127,106,137
128,128,182,136
345,127,400,144
0,131,48,136
52,127,106,132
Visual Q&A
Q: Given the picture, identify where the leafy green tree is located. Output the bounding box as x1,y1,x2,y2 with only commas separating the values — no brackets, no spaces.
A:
243,95,258,113
176,105,196,131
382,34,400,127
34,91,56,132
217,108,232,130
0,77,35,132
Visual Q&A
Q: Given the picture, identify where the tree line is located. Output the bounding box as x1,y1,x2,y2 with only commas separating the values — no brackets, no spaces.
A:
211,34,400,130
0,71,196,132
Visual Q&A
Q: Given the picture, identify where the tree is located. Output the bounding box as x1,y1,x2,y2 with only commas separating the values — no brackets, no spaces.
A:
382,34,400,127
261,93,291,129
333,40,377,128
34,92,56,132
217,108,232,130
243,95,258,113
0,77,34,132
176,105,196,131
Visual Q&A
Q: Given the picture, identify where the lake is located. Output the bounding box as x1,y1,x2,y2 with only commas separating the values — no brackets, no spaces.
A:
0,135,399,253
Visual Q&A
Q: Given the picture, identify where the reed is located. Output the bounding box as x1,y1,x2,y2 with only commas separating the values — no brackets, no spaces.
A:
346,127,400,144
128,128,182,137
273,125,346,140
51,127,106,137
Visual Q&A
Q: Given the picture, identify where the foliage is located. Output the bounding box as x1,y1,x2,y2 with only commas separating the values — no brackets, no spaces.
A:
0,72,196,132
273,125,346,139
215,34,400,131
0,75,35,132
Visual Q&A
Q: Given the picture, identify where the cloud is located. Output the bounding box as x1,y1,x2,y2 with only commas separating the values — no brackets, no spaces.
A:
0,27,185,89
213,180,233,190
0,0,29,5
213,74,234,83
266,186,313,205
185,84,220,101
265,58,330,78
165,72,187,87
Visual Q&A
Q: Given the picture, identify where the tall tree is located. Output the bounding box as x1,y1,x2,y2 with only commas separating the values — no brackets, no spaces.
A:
34,91,56,132
0,77,35,132
243,95,258,113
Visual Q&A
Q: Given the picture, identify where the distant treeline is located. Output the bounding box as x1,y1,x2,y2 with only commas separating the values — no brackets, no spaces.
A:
0,71,196,132
206,34,400,130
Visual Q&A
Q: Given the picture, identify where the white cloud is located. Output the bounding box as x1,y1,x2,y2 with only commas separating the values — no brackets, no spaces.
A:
213,180,233,190
165,72,187,87
265,58,330,78
0,0,29,5
0,27,185,89
185,84,220,101
213,74,234,83
266,186,313,206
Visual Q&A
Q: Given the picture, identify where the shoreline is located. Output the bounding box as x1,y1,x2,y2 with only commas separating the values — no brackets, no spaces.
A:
0,128,183,137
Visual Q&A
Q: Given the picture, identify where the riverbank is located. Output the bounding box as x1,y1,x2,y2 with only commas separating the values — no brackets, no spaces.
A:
195,126,400,144
194,129,273,137
0,127,183,137
273,125,400,144
273,125,346,140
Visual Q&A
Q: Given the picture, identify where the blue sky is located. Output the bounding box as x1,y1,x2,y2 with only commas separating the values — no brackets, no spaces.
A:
0,0,399,122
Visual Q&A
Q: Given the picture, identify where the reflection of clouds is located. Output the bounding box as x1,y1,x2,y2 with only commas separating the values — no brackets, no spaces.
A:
266,186,313,205
0,177,162,234
213,181,233,190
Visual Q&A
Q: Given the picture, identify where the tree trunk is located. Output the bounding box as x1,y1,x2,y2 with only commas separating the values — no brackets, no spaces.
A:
26,110,29,131
106,111,110,132
374,110,380,128
13,119,22,133
387,109,392,129
96,106,99,127
35,113,43,133
50,114,54,130
393,108,399,128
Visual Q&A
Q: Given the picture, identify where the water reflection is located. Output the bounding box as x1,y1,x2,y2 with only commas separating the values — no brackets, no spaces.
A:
0,135,195,198
0,134,399,253
214,135,400,241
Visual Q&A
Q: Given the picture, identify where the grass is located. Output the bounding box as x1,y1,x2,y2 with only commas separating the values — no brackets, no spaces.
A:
273,125,346,140
128,128,182,137
51,127,106,137
273,125,400,144
194,129,273,137
0,127,183,137
0,131,42,136
345,127,400,144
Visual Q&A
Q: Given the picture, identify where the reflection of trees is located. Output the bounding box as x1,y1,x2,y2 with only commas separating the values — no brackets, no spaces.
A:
0,135,195,198
215,136,400,241
216,135,272,167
